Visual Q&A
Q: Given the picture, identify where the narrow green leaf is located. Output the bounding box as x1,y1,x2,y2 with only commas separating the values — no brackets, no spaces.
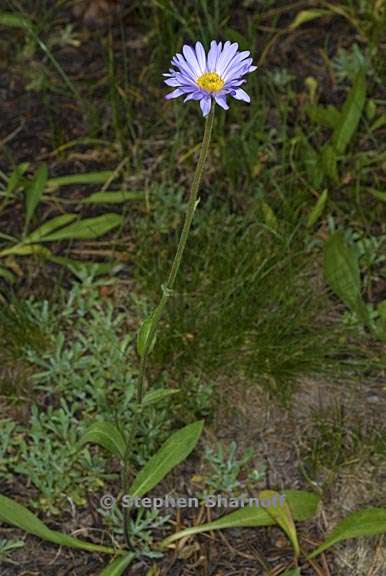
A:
25,214,78,243
369,189,386,202
303,140,324,188
0,12,33,29
143,389,179,407
25,164,48,232
47,171,116,188
161,490,320,548
307,190,328,228
0,244,52,258
308,507,386,559
260,200,278,231
79,422,126,460
321,145,338,181
82,191,145,204
99,554,135,575
47,256,122,278
129,421,204,498
0,494,118,554
40,214,123,241
371,112,386,132
259,490,300,557
289,9,331,29
332,71,366,154
0,266,16,283
136,310,159,358
324,232,364,313
5,162,29,198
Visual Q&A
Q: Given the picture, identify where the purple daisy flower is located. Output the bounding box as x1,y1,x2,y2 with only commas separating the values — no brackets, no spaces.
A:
163,40,257,117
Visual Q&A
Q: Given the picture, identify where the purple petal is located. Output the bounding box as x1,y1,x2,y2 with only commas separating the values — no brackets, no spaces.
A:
231,88,250,103
184,91,203,102
195,41,207,74
222,51,250,80
165,88,184,100
200,96,212,117
216,41,239,76
182,45,202,78
164,77,181,87
172,55,197,82
214,94,229,110
207,40,221,71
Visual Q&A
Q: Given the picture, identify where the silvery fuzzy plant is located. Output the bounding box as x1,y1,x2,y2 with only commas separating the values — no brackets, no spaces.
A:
1,41,385,576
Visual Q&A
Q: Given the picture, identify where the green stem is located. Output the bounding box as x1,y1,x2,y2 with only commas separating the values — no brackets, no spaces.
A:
121,105,215,547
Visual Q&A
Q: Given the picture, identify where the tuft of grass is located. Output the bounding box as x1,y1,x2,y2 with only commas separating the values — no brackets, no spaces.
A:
133,200,352,405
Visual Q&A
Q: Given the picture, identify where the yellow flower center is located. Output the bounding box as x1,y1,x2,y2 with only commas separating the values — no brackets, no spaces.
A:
196,72,224,92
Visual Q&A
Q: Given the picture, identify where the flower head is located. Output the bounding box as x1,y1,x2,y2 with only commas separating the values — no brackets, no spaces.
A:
164,40,257,117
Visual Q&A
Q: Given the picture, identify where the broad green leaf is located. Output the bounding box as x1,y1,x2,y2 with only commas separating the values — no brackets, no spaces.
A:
143,389,179,407
82,191,145,204
289,9,331,29
332,71,366,154
161,490,320,547
306,190,328,228
5,162,29,198
0,266,16,283
24,164,48,232
47,171,116,188
129,421,204,498
0,494,118,554
25,214,78,243
40,214,123,241
308,507,386,559
259,490,299,557
79,421,126,460
0,244,51,258
99,554,135,575
0,12,33,29
324,232,365,317
281,570,301,576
